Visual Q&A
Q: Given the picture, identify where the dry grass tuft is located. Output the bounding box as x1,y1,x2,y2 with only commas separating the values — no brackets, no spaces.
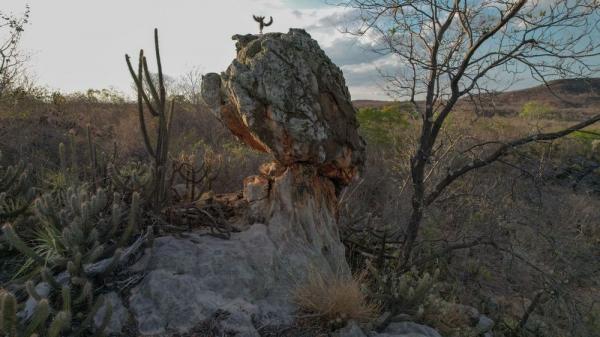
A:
293,270,379,328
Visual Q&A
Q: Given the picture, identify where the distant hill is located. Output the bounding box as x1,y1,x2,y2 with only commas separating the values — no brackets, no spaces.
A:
353,78,600,120
353,100,393,109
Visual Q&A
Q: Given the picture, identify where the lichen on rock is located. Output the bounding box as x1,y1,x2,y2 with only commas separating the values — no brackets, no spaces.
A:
202,28,366,187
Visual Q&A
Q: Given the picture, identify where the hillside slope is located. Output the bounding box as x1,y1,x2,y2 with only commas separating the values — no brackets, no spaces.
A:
354,78,600,119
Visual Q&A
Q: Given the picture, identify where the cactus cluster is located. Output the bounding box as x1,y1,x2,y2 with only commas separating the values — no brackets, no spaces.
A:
0,152,34,222
368,264,440,318
1,283,111,337
51,125,113,194
109,162,155,199
0,185,139,336
0,28,176,336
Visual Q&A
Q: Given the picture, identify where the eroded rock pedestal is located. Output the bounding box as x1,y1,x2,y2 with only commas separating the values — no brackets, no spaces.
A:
128,29,366,336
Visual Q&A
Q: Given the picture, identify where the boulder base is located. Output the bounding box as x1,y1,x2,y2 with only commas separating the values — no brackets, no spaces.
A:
128,166,349,335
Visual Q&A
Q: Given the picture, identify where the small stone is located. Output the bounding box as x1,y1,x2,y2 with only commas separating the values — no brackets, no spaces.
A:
477,315,495,333
336,320,367,337
380,321,443,337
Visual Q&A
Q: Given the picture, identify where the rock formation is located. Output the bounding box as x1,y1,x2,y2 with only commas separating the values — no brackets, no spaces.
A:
126,29,367,336
201,28,366,188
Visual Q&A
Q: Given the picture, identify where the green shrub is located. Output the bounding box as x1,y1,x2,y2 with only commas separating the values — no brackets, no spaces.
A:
519,100,554,119
357,103,410,145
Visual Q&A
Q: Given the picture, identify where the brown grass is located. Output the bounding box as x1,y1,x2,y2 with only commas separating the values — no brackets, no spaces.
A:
293,270,379,327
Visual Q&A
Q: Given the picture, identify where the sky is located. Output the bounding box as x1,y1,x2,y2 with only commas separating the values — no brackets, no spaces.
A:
2,0,393,100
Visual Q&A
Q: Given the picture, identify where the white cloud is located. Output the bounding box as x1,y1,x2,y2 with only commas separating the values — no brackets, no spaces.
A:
2,0,390,100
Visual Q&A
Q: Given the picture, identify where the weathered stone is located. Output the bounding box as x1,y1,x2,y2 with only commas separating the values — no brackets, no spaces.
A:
336,320,368,337
477,315,494,333
129,28,363,336
129,166,349,335
202,29,366,187
243,175,269,202
378,322,444,337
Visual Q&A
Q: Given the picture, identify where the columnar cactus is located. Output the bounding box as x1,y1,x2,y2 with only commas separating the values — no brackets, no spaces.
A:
0,152,34,222
125,28,175,208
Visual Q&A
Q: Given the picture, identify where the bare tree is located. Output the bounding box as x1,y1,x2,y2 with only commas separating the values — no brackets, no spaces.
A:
340,0,600,265
0,5,30,97
173,66,203,106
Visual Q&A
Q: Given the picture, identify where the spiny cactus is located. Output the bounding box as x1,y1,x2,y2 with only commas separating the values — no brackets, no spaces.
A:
28,186,138,268
109,161,155,199
368,264,440,317
0,286,110,337
50,126,113,195
85,124,113,189
0,290,53,337
0,187,141,336
125,28,175,209
0,151,34,222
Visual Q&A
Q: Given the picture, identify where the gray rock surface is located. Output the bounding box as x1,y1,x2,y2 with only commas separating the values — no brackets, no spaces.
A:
377,322,444,337
129,28,366,336
129,166,350,335
334,321,445,337
94,291,130,335
202,29,366,186
337,320,368,337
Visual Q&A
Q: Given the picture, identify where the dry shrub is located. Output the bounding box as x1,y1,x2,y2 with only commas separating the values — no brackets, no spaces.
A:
293,270,379,329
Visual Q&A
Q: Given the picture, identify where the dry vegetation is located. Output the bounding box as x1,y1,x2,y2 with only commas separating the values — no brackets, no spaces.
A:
342,98,600,336
0,58,598,337
1,1,600,336
0,76,599,337
293,270,378,329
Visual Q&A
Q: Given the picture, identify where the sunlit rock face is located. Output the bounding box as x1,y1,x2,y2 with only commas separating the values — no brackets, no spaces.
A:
127,29,367,336
202,28,366,187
